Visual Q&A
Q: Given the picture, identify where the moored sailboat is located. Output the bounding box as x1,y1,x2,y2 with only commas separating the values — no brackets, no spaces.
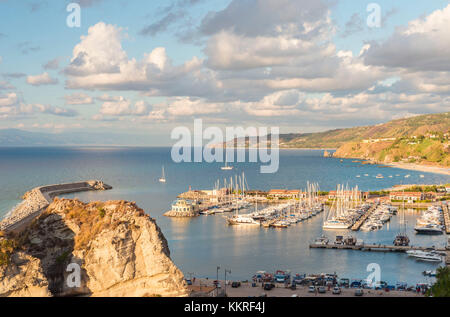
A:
159,166,166,183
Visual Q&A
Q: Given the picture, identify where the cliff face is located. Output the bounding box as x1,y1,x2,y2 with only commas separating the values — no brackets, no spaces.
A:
0,199,188,297
334,137,450,167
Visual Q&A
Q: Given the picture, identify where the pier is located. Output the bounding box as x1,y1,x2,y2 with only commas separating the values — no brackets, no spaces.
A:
310,243,446,253
351,202,379,231
442,203,450,234
0,180,112,233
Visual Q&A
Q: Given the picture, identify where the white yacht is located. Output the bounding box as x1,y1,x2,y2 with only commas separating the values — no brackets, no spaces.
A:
406,250,428,257
413,252,442,262
414,224,443,235
323,219,350,229
227,214,260,225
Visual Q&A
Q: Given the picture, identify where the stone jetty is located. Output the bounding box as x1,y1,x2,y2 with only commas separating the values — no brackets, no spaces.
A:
0,180,112,233
163,209,199,217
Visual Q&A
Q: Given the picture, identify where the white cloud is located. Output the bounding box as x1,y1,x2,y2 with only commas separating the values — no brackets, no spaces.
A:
364,4,450,71
100,96,149,116
165,97,224,116
0,92,18,107
66,22,127,76
65,93,94,105
26,72,58,86
65,23,221,99
43,58,60,70
57,2,450,129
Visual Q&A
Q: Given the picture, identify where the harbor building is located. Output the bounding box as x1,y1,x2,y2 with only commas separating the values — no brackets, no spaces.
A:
328,190,368,200
268,189,303,199
164,199,199,217
389,192,424,202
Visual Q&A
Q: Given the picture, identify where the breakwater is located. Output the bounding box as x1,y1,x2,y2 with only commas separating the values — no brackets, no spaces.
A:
0,180,112,233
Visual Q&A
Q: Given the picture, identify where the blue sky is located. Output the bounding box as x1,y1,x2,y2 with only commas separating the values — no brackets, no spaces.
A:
1,0,450,145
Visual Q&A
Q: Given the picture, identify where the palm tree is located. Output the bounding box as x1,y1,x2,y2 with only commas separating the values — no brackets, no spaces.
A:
428,266,450,297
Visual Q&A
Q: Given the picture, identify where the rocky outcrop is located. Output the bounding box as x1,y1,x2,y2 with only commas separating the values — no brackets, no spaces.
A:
0,199,188,297
0,252,51,297
323,150,332,158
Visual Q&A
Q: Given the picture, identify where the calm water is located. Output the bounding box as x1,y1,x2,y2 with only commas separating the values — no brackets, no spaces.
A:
0,147,449,285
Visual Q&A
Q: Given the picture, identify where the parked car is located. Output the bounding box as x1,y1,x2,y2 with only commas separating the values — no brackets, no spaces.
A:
185,279,192,286
263,283,275,291
318,286,326,294
338,278,350,288
332,287,341,295
231,281,241,288
308,286,316,293
351,280,362,288
355,288,364,296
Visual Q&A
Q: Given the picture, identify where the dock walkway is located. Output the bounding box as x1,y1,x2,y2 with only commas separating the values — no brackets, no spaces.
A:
351,202,379,231
310,243,446,253
442,203,450,234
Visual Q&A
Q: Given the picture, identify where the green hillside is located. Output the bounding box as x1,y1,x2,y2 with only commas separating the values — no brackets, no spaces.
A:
279,112,450,148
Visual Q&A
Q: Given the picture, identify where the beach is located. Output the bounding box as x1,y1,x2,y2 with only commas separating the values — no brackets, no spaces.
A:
385,162,450,176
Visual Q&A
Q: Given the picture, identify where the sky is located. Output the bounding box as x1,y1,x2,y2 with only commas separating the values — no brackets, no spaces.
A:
0,0,450,145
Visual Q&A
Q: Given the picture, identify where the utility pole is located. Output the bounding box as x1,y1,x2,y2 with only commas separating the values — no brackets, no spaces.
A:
224,269,231,296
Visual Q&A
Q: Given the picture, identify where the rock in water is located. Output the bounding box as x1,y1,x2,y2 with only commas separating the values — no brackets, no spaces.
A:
0,199,188,297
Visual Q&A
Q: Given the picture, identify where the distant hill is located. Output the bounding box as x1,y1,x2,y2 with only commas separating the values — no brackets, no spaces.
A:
220,112,449,149
330,113,450,167
0,129,156,146
278,112,450,148
220,112,450,167
0,129,67,146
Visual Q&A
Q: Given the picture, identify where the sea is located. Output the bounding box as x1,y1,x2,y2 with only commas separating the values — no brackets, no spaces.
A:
0,147,449,286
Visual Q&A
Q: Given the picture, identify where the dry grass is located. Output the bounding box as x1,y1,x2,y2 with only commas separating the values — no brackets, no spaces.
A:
51,199,146,250
0,238,17,267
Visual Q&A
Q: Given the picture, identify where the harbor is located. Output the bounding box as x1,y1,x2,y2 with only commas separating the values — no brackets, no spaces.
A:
1,147,448,287
163,172,449,286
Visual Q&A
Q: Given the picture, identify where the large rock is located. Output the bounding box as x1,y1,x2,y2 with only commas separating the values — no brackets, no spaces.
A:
0,252,51,297
0,199,188,297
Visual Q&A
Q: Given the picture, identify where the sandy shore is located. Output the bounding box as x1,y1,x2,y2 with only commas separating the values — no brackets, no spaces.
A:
190,279,424,298
385,162,450,176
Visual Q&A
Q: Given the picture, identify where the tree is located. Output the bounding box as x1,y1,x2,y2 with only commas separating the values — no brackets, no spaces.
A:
428,266,450,297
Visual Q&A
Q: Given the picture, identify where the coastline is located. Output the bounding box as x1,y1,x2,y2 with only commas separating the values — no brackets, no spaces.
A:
384,162,450,177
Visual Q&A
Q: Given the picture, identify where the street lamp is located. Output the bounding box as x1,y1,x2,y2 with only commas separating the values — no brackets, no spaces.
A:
224,269,231,296
216,266,221,297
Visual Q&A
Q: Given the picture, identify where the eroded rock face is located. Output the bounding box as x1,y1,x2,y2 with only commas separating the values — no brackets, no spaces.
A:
0,252,51,297
0,199,188,297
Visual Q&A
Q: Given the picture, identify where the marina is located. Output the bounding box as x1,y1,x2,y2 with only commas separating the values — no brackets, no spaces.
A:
1,147,448,285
